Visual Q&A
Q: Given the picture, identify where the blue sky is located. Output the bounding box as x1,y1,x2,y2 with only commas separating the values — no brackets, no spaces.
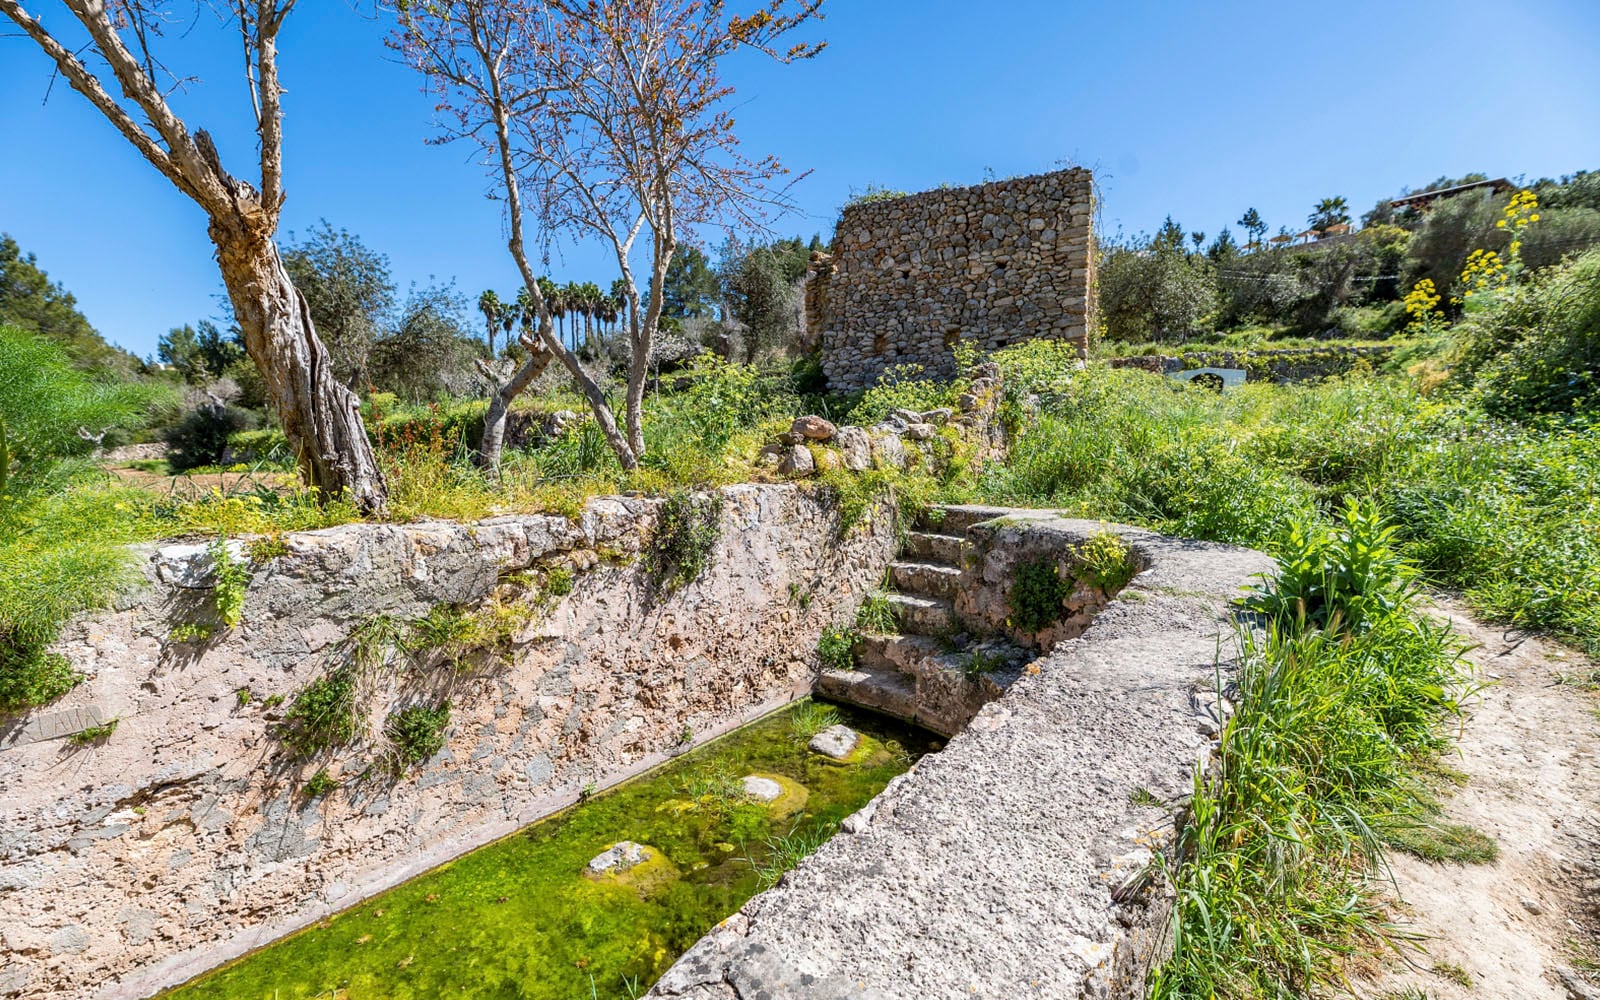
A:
2,0,1597,357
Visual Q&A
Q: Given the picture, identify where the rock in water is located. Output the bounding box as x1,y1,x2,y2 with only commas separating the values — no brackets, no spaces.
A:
791,415,837,441
808,724,860,760
587,841,651,875
742,775,783,803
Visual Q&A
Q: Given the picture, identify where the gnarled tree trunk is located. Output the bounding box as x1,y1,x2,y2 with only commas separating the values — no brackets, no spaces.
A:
212,221,389,514
476,347,555,472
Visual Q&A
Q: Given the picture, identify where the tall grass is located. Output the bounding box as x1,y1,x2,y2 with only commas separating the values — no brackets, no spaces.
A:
982,354,1600,653
1151,505,1466,998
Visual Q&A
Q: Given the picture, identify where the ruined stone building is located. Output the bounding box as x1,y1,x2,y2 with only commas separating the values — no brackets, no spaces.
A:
808,167,1095,390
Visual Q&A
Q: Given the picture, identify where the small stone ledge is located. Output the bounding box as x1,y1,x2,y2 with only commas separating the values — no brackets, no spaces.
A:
647,512,1274,999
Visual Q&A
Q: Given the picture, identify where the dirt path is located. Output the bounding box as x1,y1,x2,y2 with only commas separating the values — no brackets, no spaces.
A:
1360,600,1600,1000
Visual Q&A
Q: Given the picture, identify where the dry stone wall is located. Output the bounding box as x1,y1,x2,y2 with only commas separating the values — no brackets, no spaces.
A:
0,485,897,1000
814,168,1095,390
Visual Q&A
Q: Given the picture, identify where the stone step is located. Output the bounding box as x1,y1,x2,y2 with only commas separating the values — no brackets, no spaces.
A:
919,504,1015,535
889,561,962,601
854,632,954,677
818,667,918,722
903,531,966,567
886,593,955,635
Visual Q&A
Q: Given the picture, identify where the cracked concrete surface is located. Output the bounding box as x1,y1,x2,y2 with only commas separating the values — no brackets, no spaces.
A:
648,511,1273,1000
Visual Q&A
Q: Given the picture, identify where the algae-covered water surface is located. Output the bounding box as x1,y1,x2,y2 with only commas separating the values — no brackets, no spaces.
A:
164,701,934,1000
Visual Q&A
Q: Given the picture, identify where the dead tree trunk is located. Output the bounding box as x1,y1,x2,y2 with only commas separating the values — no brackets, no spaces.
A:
212,222,389,511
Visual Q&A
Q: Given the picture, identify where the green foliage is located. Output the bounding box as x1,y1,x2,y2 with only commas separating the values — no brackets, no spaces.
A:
1454,249,1600,418
280,668,361,758
66,717,119,747
816,626,855,672
789,700,841,742
166,404,262,472
1099,236,1215,342
853,591,897,634
1007,558,1070,633
385,701,451,771
1245,499,1414,633
168,622,215,644
1150,543,1465,999
963,648,1006,677
302,768,339,798
0,649,78,713
647,490,724,593
210,538,249,629
283,221,397,388
247,534,290,563
843,364,961,426
1076,531,1136,591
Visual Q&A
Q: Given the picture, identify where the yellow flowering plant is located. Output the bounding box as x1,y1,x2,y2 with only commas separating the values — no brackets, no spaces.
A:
1402,278,1446,336
1459,188,1540,311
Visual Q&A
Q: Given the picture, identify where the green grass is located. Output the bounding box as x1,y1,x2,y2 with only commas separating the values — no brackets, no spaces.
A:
1148,507,1468,999
161,702,933,1000
983,352,1600,655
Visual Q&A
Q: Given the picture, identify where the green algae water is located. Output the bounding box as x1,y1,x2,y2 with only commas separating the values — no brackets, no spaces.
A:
162,702,934,1000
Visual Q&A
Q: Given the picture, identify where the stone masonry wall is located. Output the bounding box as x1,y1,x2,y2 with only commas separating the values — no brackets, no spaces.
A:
0,485,897,1000
815,168,1095,390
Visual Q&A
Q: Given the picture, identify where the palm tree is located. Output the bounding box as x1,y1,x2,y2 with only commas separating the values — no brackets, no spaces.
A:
561,281,586,353
610,278,631,339
1308,196,1352,235
477,289,502,357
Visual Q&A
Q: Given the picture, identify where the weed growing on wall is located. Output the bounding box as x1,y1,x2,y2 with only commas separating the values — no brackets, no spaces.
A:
66,717,119,747
209,538,249,629
816,626,856,672
302,768,338,798
1076,531,1136,592
280,668,361,758
854,591,897,634
384,702,451,772
1007,558,1070,633
647,490,724,593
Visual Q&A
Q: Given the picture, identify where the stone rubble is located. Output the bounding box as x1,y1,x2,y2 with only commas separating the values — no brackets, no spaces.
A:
587,841,652,876
807,724,860,760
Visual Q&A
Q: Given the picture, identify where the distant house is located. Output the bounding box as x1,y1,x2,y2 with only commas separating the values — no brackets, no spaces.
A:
1388,178,1514,212
1295,222,1354,244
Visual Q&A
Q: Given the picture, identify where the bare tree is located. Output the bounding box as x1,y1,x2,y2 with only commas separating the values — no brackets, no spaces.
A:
0,1,388,513
394,0,823,470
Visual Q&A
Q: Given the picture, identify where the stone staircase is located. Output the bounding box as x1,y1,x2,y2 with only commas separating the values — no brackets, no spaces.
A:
818,507,1028,736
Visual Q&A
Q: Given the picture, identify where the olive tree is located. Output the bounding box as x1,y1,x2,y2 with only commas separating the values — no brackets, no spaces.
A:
394,0,824,471
0,2,388,513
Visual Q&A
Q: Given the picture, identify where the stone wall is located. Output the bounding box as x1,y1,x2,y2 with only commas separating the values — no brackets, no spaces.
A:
1108,344,1395,383
814,168,1095,390
0,486,898,1000
648,511,1275,999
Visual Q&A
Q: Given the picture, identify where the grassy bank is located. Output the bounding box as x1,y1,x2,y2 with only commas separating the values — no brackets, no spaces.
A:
982,344,1599,654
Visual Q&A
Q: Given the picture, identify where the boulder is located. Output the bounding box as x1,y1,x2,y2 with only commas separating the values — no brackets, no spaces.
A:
791,415,837,441
587,841,651,875
920,407,954,426
889,408,924,426
905,422,937,441
778,445,815,478
836,427,872,472
870,434,907,470
808,724,860,760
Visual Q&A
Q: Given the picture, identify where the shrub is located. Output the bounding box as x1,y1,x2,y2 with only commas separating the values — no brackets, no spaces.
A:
384,701,451,771
647,489,724,593
280,668,361,758
844,364,961,425
1463,249,1600,418
1245,499,1415,633
1007,558,1070,632
165,404,262,472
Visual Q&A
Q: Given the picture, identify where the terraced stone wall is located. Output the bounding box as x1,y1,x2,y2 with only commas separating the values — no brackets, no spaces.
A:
0,486,897,1000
